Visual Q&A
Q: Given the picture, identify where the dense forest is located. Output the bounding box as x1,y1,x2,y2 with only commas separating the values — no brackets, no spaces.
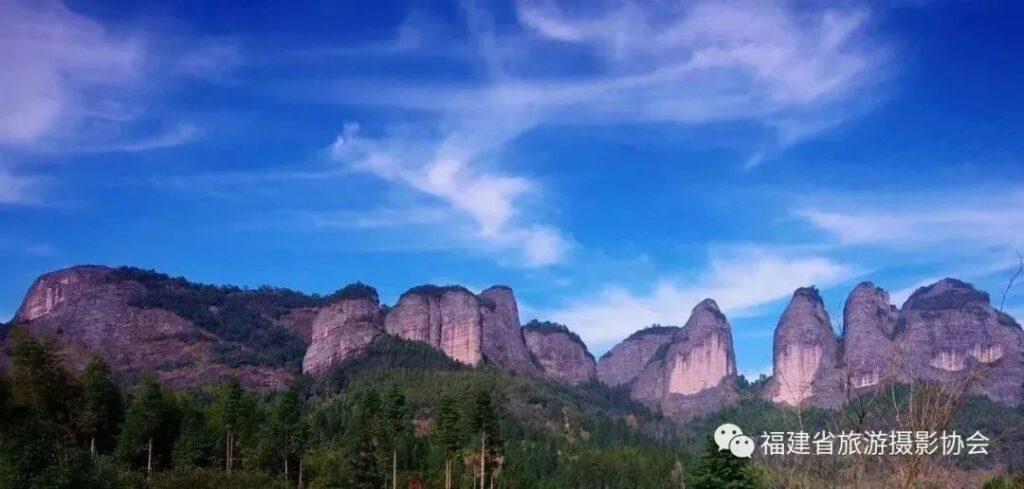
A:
1,330,1022,488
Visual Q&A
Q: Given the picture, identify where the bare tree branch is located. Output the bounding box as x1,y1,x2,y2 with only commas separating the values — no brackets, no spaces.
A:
998,250,1023,312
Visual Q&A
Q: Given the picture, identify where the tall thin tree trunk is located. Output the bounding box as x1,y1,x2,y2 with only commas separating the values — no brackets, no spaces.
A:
226,431,234,474
285,455,289,478
90,436,96,456
480,432,486,489
299,458,304,489
444,458,451,489
147,437,153,479
392,448,398,489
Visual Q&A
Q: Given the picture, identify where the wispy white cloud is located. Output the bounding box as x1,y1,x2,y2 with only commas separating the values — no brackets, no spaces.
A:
796,187,1024,255
59,123,200,154
543,250,854,349
0,167,42,205
0,0,144,146
328,0,884,144
329,122,572,267
320,0,886,266
0,0,235,155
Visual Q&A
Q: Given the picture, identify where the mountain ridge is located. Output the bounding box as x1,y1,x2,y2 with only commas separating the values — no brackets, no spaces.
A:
4,264,1023,420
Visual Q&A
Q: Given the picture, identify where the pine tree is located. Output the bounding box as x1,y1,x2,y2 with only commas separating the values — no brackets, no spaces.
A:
469,390,501,489
434,394,462,489
1,336,77,487
117,374,171,478
381,384,411,489
9,336,76,433
346,389,382,489
686,435,764,489
268,381,308,480
173,394,214,468
208,377,259,473
0,370,10,428
78,356,124,455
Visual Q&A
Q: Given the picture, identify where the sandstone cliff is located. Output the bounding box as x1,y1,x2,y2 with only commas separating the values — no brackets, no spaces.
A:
9,266,315,389
523,320,596,385
631,300,738,420
301,284,383,375
596,325,679,388
479,286,542,376
764,287,843,408
840,282,898,391
384,284,539,375
894,278,1024,405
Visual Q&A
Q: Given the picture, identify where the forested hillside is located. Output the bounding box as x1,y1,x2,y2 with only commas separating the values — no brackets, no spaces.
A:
3,331,1021,488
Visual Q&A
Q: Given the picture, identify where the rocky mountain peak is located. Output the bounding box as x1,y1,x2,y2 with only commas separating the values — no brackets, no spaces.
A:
9,265,315,389
895,278,1023,405
765,286,843,407
596,325,679,388
523,320,596,385
15,265,114,322
630,301,738,420
478,286,540,376
841,282,898,390
302,284,382,375
903,277,991,311
382,283,538,375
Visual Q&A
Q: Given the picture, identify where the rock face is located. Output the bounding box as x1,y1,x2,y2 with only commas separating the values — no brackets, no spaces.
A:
523,321,596,385
384,286,485,365
15,266,113,322
895,278,1024,405
479,287,542,376
631,300,739,420
384,285,539,375
9,266,312,389
302,290,383,375
765,287,843,407
840,282,898,390
596,326,679,388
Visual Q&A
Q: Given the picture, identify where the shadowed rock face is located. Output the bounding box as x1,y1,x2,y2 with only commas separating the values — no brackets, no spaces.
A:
302,294,382,375
479,286,541,376
631,300,738,421
895,278,1024,405
10,266,297,389
765,287,843,407
596,326,679,387
523,322,596,385
841,282,898,390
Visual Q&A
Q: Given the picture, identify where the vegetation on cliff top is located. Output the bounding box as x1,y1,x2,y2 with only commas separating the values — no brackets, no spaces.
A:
522,319,594,360
111,267,312,370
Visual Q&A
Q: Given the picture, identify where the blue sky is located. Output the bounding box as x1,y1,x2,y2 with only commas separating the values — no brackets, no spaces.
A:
2,0,1023,377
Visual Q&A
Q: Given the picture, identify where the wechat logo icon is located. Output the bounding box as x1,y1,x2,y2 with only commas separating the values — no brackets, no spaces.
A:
714,423,754,458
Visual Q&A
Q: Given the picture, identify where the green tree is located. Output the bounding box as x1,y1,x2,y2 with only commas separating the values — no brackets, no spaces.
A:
78,357,124,455
381,384,412,489
434,394,463,489
172,394,214,468
117,374,175,478
0,336,79,488
0,371,10,427
686,435,764,489
470,389,501,489
267,381,308,480
345,389,382,489
208,377,259,473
